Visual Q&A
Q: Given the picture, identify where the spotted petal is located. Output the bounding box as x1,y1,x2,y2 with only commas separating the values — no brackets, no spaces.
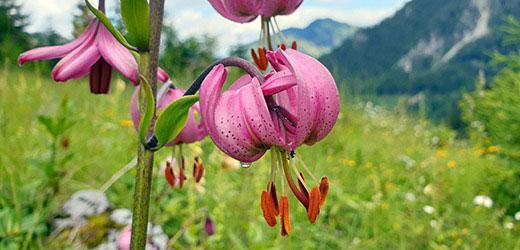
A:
269,49,340,147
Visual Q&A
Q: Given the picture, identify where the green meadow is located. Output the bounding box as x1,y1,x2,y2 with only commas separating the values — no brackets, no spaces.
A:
1,66,519,249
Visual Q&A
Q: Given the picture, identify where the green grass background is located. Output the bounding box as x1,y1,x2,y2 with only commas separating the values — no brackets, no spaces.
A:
1,66,519,249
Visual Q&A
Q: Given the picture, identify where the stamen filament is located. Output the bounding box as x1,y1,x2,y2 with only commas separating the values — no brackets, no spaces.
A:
269,20,282,47
296,156,318,183
263,17,274,51
273,18,288,43
291,162,310,192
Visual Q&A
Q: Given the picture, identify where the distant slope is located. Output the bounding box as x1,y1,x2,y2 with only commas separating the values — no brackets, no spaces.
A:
236,18,357,58
282,18,358,56
320,0,520,126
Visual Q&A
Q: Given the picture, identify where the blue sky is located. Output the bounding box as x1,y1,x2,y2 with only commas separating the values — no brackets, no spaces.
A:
20,0,409,52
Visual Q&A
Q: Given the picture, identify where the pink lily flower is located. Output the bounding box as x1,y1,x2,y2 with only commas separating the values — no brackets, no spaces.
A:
199,48,338,236
130,85,207,146
18,21,170,94
208,0,303,23
131,83,207,189
199,48,338,162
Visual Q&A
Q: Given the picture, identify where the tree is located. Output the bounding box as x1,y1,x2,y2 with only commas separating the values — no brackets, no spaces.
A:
0,0,29,63
159,25,216,84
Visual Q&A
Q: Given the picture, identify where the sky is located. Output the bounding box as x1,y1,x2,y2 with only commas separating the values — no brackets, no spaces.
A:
19,0,410,53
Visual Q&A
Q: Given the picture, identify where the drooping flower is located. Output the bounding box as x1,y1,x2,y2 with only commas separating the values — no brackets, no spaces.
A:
208,0,303,70
199,48,339,235
18,3,169,94
131,84,206,146
208,0,302,23
131,82,207,188
204,216,216,236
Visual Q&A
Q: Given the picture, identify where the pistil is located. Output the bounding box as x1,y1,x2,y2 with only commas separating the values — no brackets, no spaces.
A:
277,148,309,207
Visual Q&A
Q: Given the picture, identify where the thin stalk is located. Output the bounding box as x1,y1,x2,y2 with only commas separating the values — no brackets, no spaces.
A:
130,0,165,249
278,148,308,206
263,17,274,51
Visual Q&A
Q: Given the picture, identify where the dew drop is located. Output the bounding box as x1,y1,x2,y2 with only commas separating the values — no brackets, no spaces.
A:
240,162,252,168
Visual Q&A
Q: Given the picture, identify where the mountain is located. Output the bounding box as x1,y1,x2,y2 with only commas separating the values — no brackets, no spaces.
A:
234,18,357,58
320,0,520,127
282,18,358,56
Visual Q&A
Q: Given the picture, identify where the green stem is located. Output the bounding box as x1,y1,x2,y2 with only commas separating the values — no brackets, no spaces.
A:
130,0,165,247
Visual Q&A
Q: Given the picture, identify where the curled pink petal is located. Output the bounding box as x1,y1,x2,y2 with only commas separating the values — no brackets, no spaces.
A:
199,49,339,162
157,68,170,82
97,24,139,84
200,65,271,162
17,20,98,65
270,49,340,147
51,28,101,82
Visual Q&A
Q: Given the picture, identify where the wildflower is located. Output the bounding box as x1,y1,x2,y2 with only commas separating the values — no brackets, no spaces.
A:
505,222,514,230
119,119,134,128
204,217,216,236
487,145,500,153
131,83,206,146
18,1,169,94
436,150,448,158
208,0,302,70
430,220,438,228
404,192,416,202
447,160,457,169
199,48,339,236
63,190,109,219
117,225,165,250
60,138,70,149
423,205,435,214
132,83,207,188
473,195,493,208
423,184,434,196
110,208,133,226
515,212,520,221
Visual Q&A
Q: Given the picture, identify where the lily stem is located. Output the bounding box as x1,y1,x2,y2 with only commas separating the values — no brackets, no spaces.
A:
184,57,264,96
130,0,165,249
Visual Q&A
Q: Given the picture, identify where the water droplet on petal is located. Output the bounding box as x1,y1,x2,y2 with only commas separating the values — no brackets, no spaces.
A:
240,162,252,168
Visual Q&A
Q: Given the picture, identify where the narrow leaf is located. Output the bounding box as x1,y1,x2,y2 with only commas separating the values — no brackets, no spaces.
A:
37,115,57,136
85,0,137,51
138,76,155,144
154,95,199,149
121,0,150,50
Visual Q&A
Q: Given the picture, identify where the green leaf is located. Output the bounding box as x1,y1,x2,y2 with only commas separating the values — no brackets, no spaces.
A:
85,0,138,51
153,95,199,149
138,76,155,145
37,115,57,137
121,0,150,50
